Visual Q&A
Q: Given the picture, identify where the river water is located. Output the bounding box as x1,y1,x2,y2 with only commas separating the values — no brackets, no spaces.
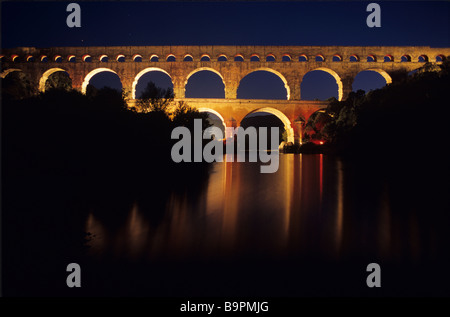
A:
79,154,449,296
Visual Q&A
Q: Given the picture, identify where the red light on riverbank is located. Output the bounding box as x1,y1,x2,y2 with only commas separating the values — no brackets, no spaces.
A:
310,139,325,145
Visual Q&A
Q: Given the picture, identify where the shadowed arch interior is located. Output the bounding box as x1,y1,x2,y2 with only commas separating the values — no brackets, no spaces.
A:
237,69,290,100
185,68,225,98
82,68,122,93
132,67,173,99
301,68,343,101
243,107,294,144
135,71,173,98
197,108,226,137
352,69,392,93
39,68,68,92
0,68,22,79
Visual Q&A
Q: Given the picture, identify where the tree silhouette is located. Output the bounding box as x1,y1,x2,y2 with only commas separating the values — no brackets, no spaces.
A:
172,100,211,131
44,71,72,91
137,81,174,114
1,71,36,100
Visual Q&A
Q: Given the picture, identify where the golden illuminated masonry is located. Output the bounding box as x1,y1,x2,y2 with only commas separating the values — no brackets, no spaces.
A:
2,45,449,143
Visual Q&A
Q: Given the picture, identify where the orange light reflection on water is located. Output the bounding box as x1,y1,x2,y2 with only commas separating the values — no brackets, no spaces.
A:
85,155,355,261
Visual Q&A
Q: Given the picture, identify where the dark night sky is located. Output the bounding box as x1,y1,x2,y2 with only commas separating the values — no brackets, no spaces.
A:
1,1,449,100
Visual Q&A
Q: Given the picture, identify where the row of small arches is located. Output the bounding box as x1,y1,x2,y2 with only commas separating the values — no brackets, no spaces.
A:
2,53,447,63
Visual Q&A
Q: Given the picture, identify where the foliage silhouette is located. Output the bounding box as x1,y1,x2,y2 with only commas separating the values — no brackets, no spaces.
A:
137,81,174,114
44,71,72,91
1,71,36,100
307,58,450,156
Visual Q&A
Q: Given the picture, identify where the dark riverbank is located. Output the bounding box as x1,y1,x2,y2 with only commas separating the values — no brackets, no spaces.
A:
281,142,335,154
1,88,214,296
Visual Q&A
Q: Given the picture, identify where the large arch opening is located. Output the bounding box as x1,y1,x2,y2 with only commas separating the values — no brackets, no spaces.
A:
44,71,72,91
197,108,226,139
135,71,173,99
0,68,22,79
1,69,36,100
352,69,392,93
301,68,342,101
39,68,68,92
82,68,122,94
303,109,332,144
241,107,294,144
39,68,72,92
237,69,290,100
185,68,225,98
132,68,173,99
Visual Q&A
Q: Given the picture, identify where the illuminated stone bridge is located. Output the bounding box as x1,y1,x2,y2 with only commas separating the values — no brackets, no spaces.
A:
1,45,449,143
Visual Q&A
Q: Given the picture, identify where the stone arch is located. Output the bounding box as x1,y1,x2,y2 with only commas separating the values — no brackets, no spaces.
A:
299,54,308,62
166,54,176,62
304,109,330,142
131,67,172,99
352,69,392,93
184,67,225,98
250,54,260,62
367,54,377,62
418,55,428,62
234,54,244,62
217,54,228,61
39,68,68,92
307,108,328,121
244,107,294,144
303,67,343,101
282,54,292,62
185,67,225,87
183,54,194,61
200,54,211,62
0,68,22,79
266,54,276,62
384,55,394,62
350,54,359,62
401,54,411,62
81,68,120,94
240,68,291,100
364,68,393,85
332,54,342,62
315,54,325,62
436,54,446,62
197,107,226,133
